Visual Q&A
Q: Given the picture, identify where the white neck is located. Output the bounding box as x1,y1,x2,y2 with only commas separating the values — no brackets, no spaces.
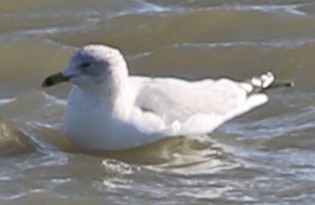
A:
76,74,130,119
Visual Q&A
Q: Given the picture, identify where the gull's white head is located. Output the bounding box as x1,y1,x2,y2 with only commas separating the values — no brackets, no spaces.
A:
42,44,128,88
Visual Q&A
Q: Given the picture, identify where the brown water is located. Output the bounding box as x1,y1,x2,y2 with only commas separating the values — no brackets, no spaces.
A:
1,0,315,204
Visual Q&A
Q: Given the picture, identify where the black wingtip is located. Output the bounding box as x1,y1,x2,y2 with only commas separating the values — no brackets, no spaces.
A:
269,80,295,90
285,81,295,87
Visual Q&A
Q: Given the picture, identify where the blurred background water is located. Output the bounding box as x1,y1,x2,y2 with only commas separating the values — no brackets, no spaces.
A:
1,0,315,204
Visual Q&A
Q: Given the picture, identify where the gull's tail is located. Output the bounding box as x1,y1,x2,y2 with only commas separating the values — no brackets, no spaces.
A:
225,71,293,124
240,71,294,94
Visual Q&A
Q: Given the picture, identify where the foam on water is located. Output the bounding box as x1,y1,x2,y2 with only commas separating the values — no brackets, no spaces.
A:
222,4,307,16
180,38,315,49
0,98,14,107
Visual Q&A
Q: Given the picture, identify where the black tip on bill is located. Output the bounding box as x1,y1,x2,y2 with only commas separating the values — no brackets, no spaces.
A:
42,76,55,87
41,72,70,88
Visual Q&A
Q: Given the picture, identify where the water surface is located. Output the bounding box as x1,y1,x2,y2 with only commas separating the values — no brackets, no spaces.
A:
1,0,315,204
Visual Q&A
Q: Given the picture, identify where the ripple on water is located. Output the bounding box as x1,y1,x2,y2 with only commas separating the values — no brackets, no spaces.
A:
1,0,315,204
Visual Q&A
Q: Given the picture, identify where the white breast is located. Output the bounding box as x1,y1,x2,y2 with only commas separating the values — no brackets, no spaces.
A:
64,86,165,150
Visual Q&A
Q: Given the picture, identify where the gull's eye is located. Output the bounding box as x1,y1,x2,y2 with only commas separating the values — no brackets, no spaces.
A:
80,62,92,69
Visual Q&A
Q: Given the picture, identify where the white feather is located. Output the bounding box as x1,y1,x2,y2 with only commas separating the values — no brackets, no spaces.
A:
60,45,274,150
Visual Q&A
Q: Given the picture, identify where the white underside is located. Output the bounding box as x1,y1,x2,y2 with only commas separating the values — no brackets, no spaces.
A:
65,75,270,151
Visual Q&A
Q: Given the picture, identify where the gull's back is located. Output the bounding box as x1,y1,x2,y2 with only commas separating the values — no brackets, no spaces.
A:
131,74,271,136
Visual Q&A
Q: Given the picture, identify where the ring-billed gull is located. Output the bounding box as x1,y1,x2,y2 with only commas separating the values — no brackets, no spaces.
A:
42,44,291,151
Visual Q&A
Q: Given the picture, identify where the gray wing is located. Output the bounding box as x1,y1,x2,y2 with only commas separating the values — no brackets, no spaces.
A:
131,72,274,127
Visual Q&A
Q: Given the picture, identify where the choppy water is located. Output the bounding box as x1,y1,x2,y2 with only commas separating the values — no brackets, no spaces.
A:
1,0,315,204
